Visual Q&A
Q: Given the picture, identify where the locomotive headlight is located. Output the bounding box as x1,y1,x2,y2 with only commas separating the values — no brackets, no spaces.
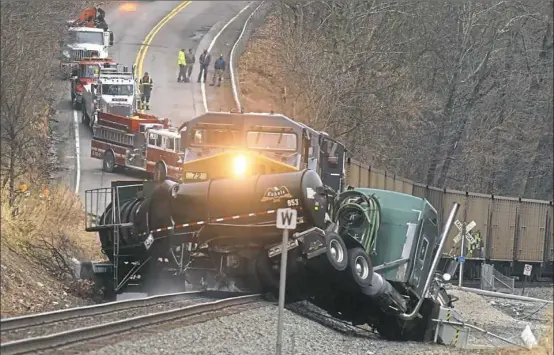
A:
62,49,70,58
442,273,452,281
232,154,248,177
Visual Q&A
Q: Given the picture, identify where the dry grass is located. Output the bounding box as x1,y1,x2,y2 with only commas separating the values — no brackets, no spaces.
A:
1,185,103,318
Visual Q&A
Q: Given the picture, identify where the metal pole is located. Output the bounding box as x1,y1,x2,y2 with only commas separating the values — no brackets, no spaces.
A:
456,286,553,303
458,222,465,287
276,229,289,355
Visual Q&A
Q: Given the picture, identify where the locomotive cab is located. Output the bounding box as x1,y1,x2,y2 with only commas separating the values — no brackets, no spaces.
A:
177,112,346,192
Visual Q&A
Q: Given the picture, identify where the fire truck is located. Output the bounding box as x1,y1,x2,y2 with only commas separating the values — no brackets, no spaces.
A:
70,58,116,109
81,64,141,130
90,112,183,180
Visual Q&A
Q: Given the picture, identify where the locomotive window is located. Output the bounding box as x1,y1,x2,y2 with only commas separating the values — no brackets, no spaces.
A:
247,131,297,151
148,133,157,146
156,135,162,147
191,128,240,147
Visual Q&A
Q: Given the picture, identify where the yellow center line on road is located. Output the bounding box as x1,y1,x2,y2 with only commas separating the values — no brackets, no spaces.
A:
134,0,192,79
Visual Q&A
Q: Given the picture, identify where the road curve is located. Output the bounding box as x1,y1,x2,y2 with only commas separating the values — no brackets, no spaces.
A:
74,1,250,211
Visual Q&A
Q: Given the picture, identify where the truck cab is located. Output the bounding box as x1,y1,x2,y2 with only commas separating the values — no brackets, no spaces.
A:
177,112,346,191
82,65,140,129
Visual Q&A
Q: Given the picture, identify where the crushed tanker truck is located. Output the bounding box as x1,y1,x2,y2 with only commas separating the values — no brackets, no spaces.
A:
83,112,464,344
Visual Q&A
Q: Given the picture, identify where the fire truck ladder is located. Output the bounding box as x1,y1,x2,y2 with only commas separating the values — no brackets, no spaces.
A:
84,182,148,293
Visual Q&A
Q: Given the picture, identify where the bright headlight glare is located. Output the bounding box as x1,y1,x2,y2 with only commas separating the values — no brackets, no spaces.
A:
442,273,451,281
62,50,70,58
232,155,248,176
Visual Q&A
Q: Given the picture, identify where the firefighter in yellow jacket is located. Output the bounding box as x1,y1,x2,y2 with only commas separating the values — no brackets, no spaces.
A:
177,49,187,82
139,72,153,110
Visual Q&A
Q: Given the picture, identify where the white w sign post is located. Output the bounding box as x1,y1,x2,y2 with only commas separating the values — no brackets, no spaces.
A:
275,208,297,355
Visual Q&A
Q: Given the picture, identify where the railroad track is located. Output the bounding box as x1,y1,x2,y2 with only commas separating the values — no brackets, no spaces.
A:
0,290,262,355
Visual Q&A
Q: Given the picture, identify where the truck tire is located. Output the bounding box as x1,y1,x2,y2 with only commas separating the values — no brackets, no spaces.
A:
324,232,348,271
153,161,167,182
103,151,116,173
346,247,373,288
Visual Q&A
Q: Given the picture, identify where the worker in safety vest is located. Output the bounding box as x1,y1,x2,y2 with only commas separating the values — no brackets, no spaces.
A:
177,49,187,82
139,72,153,110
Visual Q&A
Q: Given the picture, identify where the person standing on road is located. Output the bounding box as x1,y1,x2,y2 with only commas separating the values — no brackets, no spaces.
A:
185,48,195,82
197,49,211,83
177,49,187,82
210,54,226,87
139,72,153,110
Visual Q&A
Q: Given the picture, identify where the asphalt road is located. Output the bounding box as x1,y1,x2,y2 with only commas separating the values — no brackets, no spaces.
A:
53,1,251,216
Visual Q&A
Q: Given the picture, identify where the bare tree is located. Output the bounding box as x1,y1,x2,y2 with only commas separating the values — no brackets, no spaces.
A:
0,0,89,205
267,0,553,199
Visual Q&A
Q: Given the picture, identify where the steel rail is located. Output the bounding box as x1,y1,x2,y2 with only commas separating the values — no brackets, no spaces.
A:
1,293,261,355
0,290,243,332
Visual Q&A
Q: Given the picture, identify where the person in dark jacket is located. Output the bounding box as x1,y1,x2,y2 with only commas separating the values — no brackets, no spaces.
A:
185,49,195,82
210,54,226,87
197,49,211,83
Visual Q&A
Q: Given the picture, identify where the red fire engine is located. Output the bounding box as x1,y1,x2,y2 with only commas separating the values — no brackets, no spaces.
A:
90,111,183,181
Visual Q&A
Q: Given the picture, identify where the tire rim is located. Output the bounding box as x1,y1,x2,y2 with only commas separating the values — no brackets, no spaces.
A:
329,239,344,264
354,255,370,280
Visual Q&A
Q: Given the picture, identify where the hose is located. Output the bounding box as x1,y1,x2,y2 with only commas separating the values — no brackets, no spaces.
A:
332,190,381,254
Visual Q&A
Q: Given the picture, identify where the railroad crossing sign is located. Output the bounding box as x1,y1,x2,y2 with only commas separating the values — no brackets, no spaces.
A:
523,264,533,277
453,220,476,245
276,208,297,230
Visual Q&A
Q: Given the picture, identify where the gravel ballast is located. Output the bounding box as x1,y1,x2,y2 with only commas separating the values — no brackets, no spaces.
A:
79,303,449,355
19,287,554,355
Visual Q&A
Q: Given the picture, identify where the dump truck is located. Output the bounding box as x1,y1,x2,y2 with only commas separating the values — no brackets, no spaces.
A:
83,111,463,344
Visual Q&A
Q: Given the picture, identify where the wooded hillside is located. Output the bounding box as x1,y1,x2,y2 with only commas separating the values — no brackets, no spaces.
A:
272,0,553,200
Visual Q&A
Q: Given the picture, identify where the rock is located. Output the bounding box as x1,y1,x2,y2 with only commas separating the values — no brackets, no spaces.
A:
37,282,44,287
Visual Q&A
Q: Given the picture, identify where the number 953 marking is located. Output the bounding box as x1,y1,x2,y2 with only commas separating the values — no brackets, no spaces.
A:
287,198,299,207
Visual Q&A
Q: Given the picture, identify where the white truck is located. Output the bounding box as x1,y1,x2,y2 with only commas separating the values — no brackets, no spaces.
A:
81,65,142,130
60,8,114,78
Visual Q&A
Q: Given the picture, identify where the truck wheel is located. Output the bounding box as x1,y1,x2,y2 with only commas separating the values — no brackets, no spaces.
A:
103,151,116,173
324,232,348,271
346,247,373,288
153,161,167,182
